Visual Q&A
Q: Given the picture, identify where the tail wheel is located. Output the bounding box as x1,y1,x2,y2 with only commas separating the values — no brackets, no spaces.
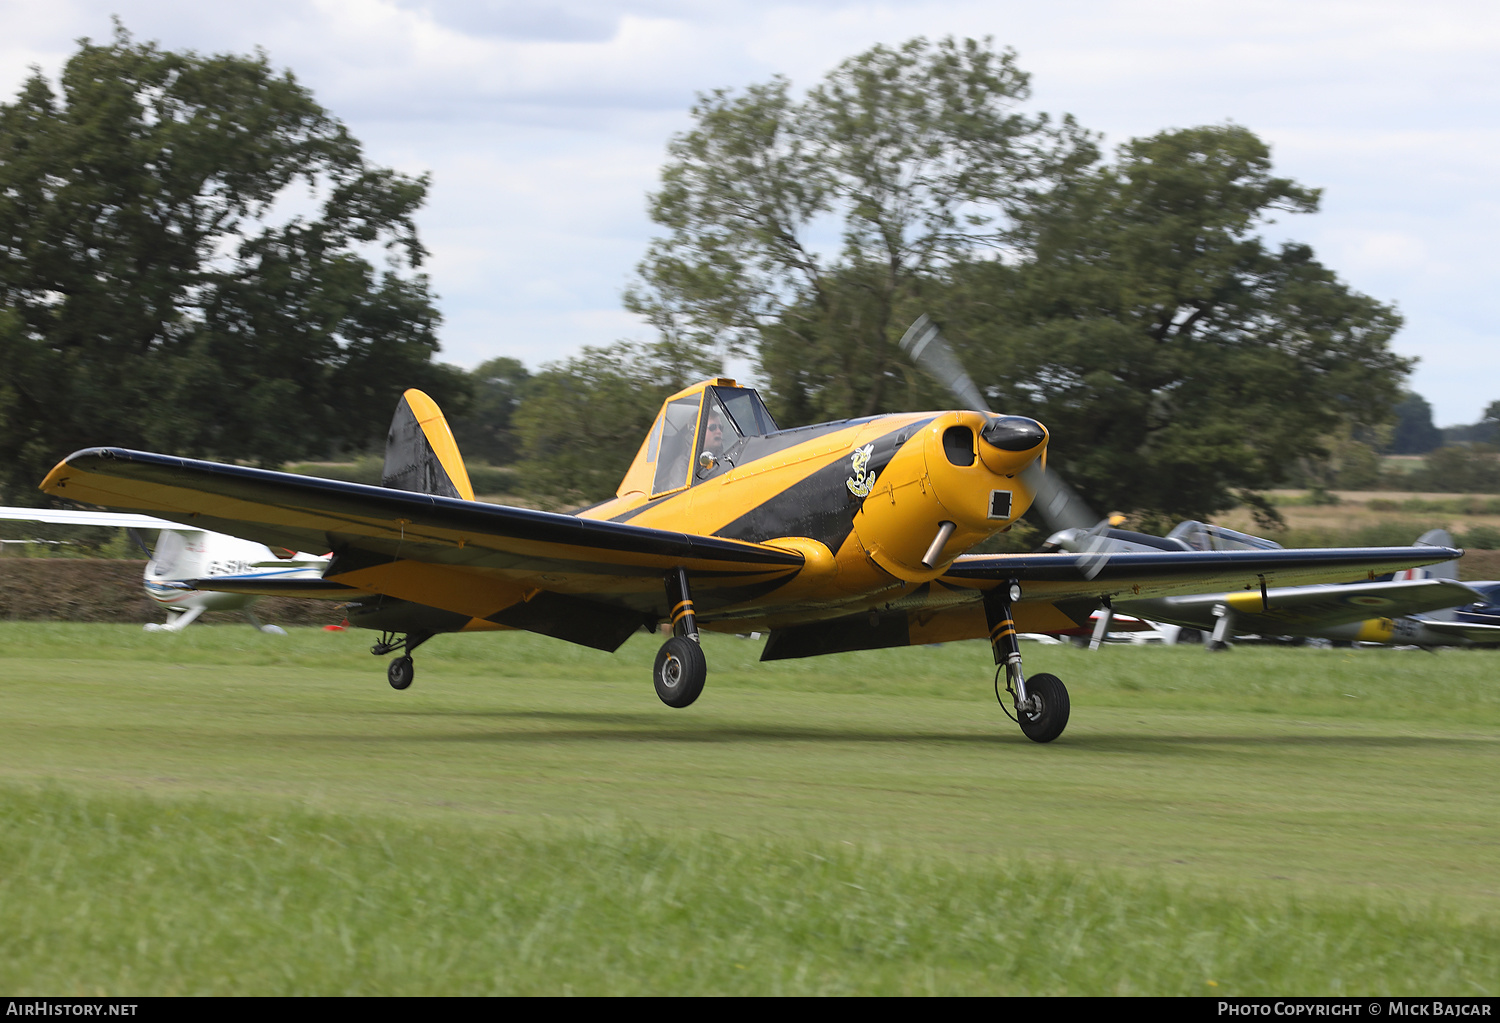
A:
653,636,707,708
388,656,414,690
1018,672,1069,743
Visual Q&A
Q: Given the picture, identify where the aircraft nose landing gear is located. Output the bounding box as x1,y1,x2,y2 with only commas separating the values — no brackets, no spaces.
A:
985,583,1071,743
654,568,707,708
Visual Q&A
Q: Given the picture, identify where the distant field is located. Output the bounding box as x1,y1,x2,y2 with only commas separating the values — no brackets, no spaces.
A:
1,625,1496,994
1214,491,1500,577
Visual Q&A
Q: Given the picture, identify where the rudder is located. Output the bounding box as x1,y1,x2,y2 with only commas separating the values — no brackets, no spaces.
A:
382,389,476,501
1416,528,1459,581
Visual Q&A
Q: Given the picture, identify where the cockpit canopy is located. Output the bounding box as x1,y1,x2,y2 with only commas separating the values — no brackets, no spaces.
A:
622,380,779,499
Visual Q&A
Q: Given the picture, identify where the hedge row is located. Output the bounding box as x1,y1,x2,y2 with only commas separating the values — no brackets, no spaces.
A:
0,559,343,626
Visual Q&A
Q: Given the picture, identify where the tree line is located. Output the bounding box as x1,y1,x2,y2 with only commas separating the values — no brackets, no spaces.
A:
581,36,1419,522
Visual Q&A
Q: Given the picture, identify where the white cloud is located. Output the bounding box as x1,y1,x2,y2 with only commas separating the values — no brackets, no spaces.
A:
3,0,1499,424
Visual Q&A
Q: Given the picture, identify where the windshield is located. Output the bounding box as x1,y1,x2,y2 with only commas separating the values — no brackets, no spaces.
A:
647,385,781,495
1166,520,1284,551
714,386,777,436
652,396,702,496
693,392,741,483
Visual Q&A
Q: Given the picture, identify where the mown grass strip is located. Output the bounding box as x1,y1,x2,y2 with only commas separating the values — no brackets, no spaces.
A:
2,784,1495,996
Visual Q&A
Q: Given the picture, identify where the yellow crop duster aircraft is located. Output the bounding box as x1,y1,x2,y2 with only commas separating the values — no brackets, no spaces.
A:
38,320,1457,743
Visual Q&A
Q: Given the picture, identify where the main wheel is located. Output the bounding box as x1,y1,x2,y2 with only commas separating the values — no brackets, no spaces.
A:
388,656,414,690
653,636,707,708
1017,672,1069,743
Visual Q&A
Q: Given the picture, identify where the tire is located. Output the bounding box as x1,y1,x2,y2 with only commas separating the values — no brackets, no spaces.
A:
388,656,414,690
1017,672,1069,743
653,636,707,708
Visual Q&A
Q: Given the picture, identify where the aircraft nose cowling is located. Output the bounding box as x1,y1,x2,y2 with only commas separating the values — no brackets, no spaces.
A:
981,416,1046,452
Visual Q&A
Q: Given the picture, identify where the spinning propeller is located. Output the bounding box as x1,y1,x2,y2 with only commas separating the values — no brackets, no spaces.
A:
897,315,1123,580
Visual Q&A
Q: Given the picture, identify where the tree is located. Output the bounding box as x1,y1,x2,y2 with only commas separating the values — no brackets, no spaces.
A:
512,342,691,506
1388,392,1444,454
627,36,1094,423
628,40,1411,523
0,25,464,503
1439,400,1500,447
449,357,532,465
1405,445,1500,493
947,125,1411,521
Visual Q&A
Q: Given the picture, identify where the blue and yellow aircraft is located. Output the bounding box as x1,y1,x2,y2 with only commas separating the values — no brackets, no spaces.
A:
36,322,1459,743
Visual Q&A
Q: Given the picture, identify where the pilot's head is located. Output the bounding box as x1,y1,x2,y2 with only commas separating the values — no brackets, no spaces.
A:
704,412,725,453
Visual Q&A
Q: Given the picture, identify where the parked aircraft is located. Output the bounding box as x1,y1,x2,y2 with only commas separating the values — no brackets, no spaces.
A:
1091,528,1498,650
1041,524,1486,650
0,507,329,632
35,322,1458,742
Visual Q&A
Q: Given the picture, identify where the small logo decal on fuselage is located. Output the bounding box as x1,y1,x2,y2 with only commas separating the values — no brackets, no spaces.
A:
846,444,876,498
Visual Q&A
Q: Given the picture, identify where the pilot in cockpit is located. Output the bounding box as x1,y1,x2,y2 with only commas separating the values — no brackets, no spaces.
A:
702,410,726,458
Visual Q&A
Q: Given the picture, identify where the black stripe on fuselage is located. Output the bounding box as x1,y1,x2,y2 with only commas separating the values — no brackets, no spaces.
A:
714,418,934,550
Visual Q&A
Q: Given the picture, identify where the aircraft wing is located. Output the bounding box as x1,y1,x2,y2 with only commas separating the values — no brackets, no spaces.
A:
747,547,1464,661
0,507,181,529
1409,618,1500,645
941,547,1466,602
1111,578,1483,635
40,448,805,647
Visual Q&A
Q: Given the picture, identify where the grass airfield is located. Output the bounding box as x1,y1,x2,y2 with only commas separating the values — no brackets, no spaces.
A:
2,623,1498,995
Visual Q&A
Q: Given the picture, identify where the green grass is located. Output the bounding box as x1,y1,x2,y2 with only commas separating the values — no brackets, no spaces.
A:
2,625,1498,994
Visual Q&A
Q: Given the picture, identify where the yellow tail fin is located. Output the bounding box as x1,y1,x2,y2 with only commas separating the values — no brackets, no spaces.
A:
381,389,475,501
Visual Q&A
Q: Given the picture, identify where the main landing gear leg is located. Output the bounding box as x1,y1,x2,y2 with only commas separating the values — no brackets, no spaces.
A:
144,606,204,633
372,629,434,690
984,583,1070,743
654,568,707,708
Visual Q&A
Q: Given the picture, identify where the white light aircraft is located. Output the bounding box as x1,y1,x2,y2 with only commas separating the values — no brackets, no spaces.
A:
0,507,330,633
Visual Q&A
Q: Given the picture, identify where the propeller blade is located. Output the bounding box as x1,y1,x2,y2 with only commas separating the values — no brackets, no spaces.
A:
898,315,990,413
898,313,1105,540
1020,463,1099,534
1074,522,1121,581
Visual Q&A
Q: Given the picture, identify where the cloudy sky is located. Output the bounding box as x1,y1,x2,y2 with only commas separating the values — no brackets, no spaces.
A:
3,0,1496,425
